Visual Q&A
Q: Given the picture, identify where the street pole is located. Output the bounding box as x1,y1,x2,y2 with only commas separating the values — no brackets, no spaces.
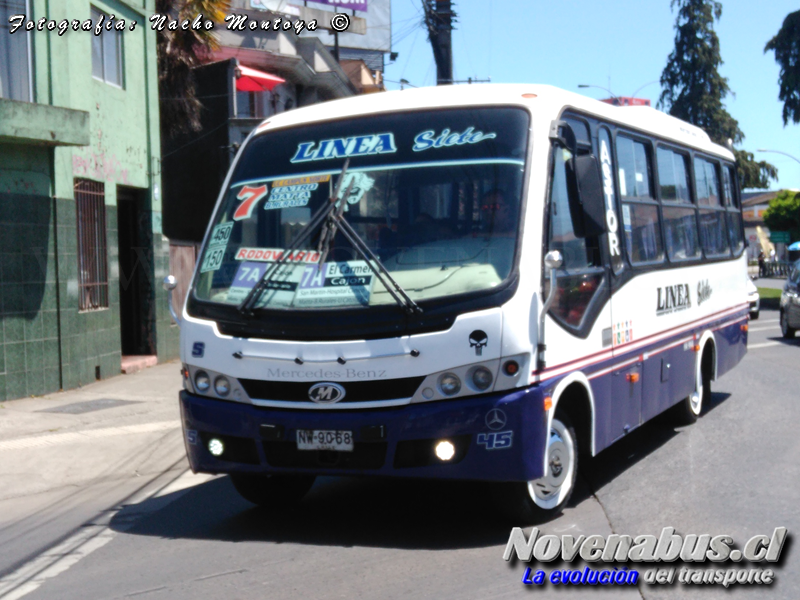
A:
757,149,800,166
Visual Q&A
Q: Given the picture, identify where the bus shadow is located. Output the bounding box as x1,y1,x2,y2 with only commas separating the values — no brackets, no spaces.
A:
571,390,732,504
109,474,512,550
111,397,734,550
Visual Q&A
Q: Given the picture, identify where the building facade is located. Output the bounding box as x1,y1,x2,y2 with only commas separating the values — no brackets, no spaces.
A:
0,0,177,402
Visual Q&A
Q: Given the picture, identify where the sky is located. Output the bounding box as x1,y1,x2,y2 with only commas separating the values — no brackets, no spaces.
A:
383,0,800,192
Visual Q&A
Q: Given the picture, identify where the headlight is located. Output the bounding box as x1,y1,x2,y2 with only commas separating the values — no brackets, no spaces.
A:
472,366,493,391
214,376,231,397
438,373,461,396
194,370,211,392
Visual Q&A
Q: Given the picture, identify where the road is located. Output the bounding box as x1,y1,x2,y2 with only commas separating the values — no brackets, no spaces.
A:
0,307,797,600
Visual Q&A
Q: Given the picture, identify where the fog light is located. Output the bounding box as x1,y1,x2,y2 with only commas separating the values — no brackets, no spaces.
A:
194,371,211,392
438,373,461,396
472,366,493,390
208,438,224,457
214,376,231,397
434,440,455,461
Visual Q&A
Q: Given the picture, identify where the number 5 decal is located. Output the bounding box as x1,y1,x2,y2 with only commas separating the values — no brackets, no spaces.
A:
234,185,268,221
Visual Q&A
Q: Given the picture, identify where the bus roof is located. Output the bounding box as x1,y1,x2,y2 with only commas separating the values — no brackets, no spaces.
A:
253,84,734,161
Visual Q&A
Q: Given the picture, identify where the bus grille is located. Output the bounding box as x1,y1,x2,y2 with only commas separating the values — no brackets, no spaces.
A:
239,377,425,403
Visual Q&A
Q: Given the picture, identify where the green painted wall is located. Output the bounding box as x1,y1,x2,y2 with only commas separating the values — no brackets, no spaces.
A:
0,0,179,401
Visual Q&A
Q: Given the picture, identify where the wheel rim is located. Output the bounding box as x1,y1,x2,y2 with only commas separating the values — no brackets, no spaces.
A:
528,418,575,509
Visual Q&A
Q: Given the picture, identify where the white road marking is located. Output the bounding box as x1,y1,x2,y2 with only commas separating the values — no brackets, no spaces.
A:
748,341,782,349
748,325,780,332
0,470,216,600
0,421,180,452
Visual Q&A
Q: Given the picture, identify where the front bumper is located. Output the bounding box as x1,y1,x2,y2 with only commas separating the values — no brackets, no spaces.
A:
180,387,547,482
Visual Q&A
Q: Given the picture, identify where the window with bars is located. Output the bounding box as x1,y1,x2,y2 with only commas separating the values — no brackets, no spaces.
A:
74,179,109,310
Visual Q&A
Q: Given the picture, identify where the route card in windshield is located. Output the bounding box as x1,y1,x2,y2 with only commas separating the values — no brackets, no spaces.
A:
294,261,375,308
227,261,303,307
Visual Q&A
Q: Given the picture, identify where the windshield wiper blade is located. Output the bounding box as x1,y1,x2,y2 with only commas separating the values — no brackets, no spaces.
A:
333,213,423,316
237,159,351,316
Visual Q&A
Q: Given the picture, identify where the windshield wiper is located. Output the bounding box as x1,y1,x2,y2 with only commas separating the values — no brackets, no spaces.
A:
237,159,352,316
327,208,423,316
238,159,422,316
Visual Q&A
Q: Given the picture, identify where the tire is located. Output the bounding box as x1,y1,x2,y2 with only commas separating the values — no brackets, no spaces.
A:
673,346,710,425
780,311,796,339
230,473,316,507
750,310,759,320
493,411,578,524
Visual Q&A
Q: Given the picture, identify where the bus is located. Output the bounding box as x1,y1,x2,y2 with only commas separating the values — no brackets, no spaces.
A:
166,84,749,522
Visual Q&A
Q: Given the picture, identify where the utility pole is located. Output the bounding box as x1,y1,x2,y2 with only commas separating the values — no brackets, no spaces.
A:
423,0,455,85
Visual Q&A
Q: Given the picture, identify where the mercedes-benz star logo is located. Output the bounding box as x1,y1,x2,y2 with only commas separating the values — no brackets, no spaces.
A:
308,382,346,404
485,408,507,430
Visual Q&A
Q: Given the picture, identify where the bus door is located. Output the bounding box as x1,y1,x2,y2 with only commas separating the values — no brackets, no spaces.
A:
599,126,642,438
546,118,619,445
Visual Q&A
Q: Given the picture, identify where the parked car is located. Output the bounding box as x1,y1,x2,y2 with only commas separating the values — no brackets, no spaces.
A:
746,276,759,320
780,260,800,338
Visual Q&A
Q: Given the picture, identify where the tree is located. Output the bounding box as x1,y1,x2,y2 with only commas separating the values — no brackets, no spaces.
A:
765,11,800,126
659,0,776,189
156,0,231,141
763,189,800,242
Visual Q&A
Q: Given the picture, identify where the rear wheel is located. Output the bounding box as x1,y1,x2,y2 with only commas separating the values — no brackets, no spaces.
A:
493,411,577,523
781,310,796,339
230,473,316,507
673,345,711,425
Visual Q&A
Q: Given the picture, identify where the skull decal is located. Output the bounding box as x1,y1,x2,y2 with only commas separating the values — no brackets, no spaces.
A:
469,330,488,356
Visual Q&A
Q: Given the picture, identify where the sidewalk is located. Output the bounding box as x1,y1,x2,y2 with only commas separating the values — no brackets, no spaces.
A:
0,362,189,576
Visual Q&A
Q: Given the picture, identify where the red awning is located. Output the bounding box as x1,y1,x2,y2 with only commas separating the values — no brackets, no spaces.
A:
235,65,285,92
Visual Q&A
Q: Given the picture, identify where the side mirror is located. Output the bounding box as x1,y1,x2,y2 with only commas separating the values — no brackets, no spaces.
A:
550,120,606,239
573,154,607,238
163,275,181,326
163,275,178,292
544,250,563,270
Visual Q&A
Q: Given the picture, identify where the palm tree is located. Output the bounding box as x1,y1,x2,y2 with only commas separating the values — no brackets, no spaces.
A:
156,0,231,140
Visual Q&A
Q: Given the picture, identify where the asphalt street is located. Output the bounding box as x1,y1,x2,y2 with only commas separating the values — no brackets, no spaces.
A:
0,306,797,600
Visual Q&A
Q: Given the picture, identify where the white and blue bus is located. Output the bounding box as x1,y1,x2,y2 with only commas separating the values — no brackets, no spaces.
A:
167,84,749,521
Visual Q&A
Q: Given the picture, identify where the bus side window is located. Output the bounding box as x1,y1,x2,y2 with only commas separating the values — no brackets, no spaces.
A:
617,135,664,265
657,146,700,262
546,145,604,328
694,157,730,257
722,164,744,256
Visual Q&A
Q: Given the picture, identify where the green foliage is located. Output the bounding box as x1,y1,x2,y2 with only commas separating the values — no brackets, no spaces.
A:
734,149,779,190
660,0,777,190
763,189,800,242
156,0,231,140
765,11,800,126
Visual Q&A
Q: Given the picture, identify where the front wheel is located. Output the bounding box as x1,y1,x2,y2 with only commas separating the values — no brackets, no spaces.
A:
493,411,578,523
230,473,316,507
781,311,796,339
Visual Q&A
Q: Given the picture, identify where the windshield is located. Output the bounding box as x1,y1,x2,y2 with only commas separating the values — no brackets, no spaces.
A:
193,107,529,310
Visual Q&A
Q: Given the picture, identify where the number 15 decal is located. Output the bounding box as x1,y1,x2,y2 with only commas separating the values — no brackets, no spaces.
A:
234,185,268,221
477,431,513,450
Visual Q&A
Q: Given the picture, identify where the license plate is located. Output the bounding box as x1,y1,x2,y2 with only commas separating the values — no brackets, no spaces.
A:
296,429,354,451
